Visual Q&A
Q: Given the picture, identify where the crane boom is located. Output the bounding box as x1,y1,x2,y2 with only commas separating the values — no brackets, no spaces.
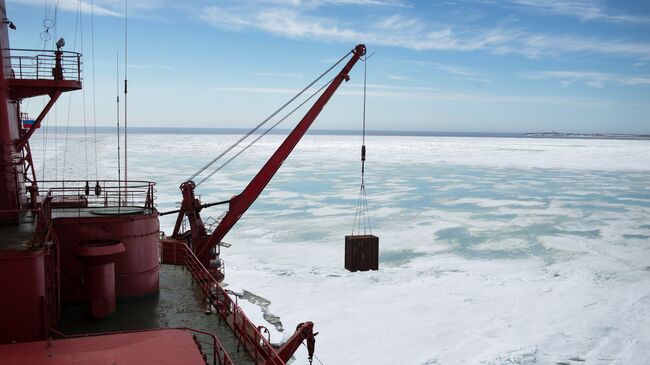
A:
167,44,365,365
172,44,366,267
197,44,366,259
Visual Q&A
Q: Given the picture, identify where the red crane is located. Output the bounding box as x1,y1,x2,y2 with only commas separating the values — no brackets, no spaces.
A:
170,44,366,271
166,43,365,365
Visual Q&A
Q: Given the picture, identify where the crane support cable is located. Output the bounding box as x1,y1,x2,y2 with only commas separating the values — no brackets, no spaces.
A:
186,49,354,183
196,77,336,187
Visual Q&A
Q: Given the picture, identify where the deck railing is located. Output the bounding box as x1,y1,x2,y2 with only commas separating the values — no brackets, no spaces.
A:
5,48,82,81
40,180,156,211
160,239,286,365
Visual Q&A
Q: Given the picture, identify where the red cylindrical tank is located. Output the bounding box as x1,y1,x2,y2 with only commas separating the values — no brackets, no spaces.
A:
0,248,46,343
53,210,159,304
74,240,125,319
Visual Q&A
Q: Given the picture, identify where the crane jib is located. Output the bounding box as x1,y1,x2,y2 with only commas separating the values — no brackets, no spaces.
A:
197,44,366,260
171,44,366,267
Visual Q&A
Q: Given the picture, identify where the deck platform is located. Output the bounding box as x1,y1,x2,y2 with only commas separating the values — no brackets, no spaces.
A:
58,264,254,365
0,329,206,365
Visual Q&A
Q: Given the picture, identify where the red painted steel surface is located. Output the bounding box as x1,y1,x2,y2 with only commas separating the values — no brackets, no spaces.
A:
53,212,160,302
74,240,126,318
0,329,207,365
0,248,46,343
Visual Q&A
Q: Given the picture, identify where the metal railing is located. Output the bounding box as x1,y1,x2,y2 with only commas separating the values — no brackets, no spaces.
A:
5,48,82,81
160,239,286,365
40,180,156,211
187,328,235,365
38,198,62,337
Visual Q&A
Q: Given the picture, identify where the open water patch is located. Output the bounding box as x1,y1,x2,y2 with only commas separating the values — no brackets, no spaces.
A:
380,249,427,267
237,290,284,333
433,225,593,264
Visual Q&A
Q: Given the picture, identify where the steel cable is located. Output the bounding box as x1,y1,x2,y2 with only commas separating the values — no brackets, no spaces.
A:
351,54,372,235
196,77,335,187
186,49,353,183
90,0,98,179
301,341,325,365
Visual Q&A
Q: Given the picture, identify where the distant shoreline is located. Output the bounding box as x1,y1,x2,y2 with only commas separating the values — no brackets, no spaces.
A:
525,132,650,140
33,126,650,140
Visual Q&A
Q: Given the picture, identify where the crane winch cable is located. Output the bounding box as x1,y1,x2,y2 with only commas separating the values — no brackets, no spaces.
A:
195,77,336,187
62,1,82,180
185,49,354,184
91,0,98,180
351,53,374,235
116,51,122,206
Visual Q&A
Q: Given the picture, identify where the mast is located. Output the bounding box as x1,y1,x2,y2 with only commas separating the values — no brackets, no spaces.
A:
123,0,128,188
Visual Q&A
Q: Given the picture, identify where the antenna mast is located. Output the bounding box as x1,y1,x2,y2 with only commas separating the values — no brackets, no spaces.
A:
123,0,128,186
116,51,122,206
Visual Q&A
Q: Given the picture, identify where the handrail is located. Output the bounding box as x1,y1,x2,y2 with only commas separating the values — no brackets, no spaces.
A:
5,48,82,82
162,240,286,365
40,180,157,211
35,197,62,335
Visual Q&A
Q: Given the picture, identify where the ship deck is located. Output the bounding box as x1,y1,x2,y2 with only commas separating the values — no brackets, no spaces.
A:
58,264,255,365
0,328,208,365
0,215,36,251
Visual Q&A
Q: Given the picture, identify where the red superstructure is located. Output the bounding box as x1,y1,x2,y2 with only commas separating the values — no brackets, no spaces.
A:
0,1,364,363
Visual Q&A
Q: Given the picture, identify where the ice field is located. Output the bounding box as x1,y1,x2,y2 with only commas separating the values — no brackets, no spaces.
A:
34,133,650,364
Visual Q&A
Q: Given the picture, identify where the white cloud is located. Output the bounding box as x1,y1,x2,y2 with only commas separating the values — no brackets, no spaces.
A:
199,5,650,59
256,72,304,79
513,33,650,59
385,74,410,81
211,82,629,107
198,6,252,30
510,0,650,24
375,14,423,32
9,0,120,16
280,0,409,7
9,0,168,17
525,70,650,88
407,60,489,82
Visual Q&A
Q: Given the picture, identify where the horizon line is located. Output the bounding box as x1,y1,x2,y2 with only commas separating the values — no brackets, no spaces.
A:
32,126,650,138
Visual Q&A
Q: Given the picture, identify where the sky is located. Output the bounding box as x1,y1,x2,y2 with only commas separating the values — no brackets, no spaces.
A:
7,0,650,133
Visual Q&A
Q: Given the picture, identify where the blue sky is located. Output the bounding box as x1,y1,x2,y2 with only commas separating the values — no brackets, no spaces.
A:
8,0,650,133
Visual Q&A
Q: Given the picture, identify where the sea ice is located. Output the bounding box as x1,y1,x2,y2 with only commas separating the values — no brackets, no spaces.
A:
32,132,650,364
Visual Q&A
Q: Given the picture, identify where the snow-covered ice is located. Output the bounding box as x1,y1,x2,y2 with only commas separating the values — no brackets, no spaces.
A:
33,133,650,364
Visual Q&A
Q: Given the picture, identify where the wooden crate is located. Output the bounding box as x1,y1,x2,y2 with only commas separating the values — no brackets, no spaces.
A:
345,235,379,272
